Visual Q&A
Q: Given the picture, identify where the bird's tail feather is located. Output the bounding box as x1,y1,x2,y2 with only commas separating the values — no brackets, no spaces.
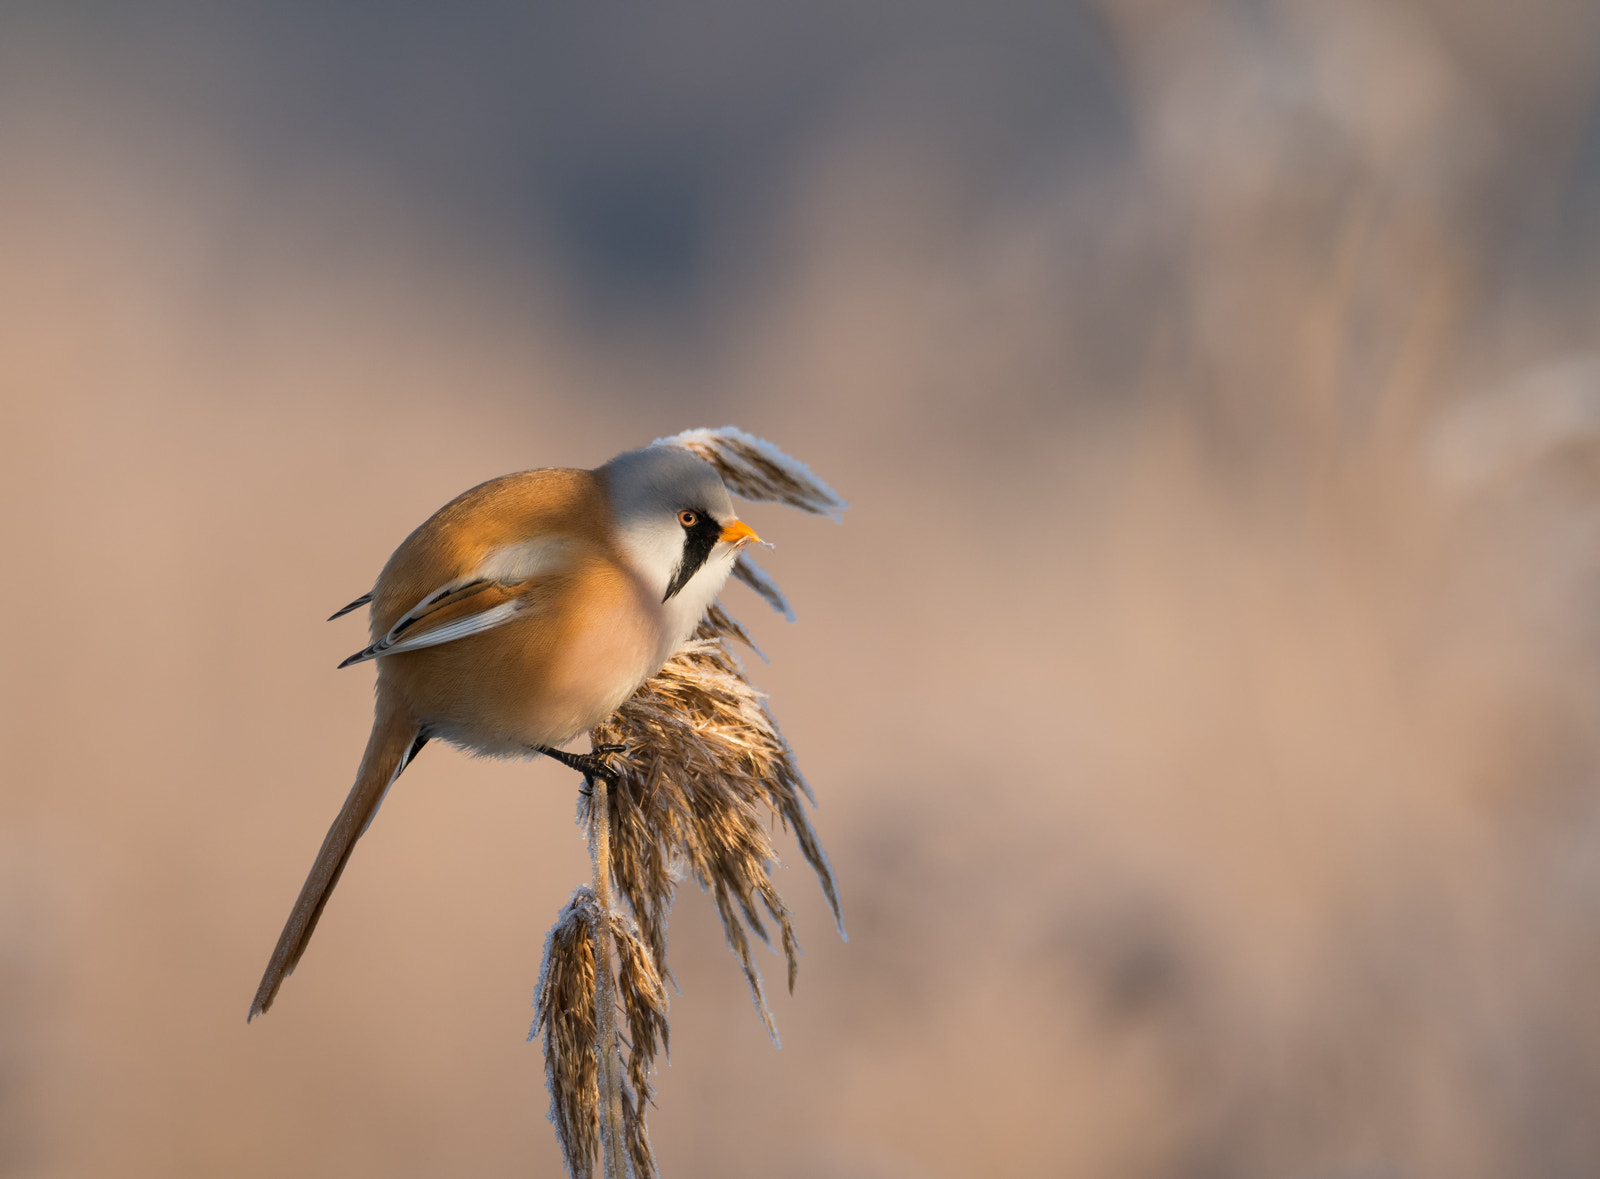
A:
249,696,424,1021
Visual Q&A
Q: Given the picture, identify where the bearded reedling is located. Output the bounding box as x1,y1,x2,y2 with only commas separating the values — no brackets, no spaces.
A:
251,427,845,1179
249,436,767,1018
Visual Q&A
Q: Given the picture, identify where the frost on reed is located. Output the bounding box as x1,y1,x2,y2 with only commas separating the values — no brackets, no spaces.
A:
533,891,599,1178
531,428,845,1179
534,887,669,1179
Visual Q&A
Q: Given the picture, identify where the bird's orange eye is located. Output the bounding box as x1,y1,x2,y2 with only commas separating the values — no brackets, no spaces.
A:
678,510,698,528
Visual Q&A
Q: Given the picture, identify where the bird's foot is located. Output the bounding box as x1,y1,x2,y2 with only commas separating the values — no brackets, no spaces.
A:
536,743,627,786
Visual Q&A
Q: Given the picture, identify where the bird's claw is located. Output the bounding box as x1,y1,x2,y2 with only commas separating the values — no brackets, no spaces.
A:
575,751,622,786
536,743,628,786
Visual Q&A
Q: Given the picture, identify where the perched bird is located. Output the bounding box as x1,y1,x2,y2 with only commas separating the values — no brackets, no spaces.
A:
249,442,761,1020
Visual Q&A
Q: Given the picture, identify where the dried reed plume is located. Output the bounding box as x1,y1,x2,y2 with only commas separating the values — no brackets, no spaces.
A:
534,885,669,1179
531,428,845,1179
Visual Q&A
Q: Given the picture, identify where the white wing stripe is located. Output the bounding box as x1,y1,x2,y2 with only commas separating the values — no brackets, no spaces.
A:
338,541,571,668
382,580,486,647
378,599,526,656
478,537,573,582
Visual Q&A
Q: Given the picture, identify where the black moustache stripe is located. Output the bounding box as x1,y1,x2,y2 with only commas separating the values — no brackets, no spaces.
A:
663,513,724,602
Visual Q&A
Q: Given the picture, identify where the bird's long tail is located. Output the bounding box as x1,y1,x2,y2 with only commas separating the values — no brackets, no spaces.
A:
249,696,425,1020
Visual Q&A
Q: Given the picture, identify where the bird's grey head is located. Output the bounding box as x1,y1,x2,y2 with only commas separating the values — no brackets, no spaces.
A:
601,445,757,610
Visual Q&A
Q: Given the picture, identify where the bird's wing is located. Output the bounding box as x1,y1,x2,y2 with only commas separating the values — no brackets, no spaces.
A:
337,579,537,667
336,485,586,668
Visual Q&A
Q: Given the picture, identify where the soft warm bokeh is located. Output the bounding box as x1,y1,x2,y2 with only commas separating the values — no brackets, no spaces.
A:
5,3,1600,1176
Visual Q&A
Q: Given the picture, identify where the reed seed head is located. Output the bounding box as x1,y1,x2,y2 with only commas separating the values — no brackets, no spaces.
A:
537,429,844,1178
532,888,601,1179
532,891,672,1179
590,606,844,1041
653,425,848,521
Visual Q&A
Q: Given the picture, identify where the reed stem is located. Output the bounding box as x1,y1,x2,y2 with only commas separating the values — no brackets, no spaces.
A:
589,776,628,1179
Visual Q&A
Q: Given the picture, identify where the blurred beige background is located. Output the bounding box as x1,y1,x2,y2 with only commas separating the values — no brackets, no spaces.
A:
5,1,1600,1175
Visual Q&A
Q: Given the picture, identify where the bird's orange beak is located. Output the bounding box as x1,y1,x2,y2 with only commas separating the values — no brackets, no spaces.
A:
719,519,761,546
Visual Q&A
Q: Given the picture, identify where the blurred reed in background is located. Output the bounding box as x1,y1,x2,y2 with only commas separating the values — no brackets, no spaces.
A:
3,1,1600,1176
